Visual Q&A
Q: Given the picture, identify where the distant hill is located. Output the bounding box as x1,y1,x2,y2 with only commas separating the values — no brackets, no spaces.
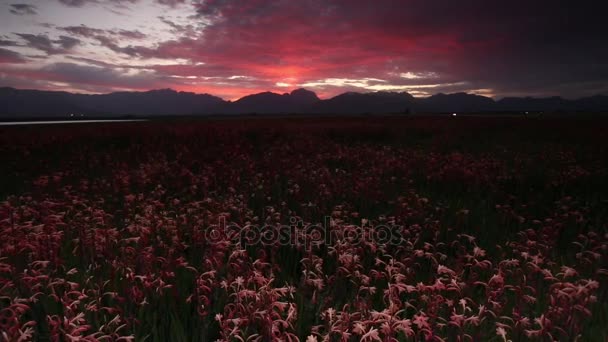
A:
1,86,607,118
0,87,86,117
496,96,570,112
0,87,224,117
219,88,320,114
312,91,415,114
72,89,225,116
418,92,496,113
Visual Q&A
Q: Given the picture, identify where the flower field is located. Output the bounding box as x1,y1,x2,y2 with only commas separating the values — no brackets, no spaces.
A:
1,116,607,341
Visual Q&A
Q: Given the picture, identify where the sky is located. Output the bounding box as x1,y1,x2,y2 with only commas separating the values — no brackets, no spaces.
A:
0,0,607,101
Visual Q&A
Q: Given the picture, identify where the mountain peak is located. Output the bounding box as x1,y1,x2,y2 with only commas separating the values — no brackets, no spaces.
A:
2,87,608,117
147,88,178,94
290,88,314,95
290,88,319,102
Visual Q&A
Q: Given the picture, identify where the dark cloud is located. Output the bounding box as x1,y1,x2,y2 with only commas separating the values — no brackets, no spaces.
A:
39,23,56,29
158,16,182,30
0,39,19,47
4,0,608,98
115,29,147,40
178,0,608,97
41,62,156,88
155,0,186,7
9,3,37,15
15,33,81,55
0,61,174,93
61,25,145,40
58,25,147,57
61,25,107,38
58,0,186,8
57,0,137,7
57,0,94,6
78,34,154,57
15,33,57,54
65,56,118,67
56,36,81,50
158,16,196,34
0,48,26,63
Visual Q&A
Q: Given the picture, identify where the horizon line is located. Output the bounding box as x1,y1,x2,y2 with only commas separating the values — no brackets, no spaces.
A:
1,85,607,103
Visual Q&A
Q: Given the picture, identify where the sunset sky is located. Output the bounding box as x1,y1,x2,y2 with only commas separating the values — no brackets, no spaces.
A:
1,0,606,100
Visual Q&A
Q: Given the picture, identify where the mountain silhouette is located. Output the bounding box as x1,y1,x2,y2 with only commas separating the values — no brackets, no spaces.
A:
219,88,320,114
312,91,414,114
0,87,87,117
1,86,607,118
496,96,569,112
573,95,608,111
0,87,223,117
74,89,225,116
418,92,495,113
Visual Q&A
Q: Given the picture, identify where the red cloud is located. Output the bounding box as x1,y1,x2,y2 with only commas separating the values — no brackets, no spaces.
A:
0,48,27,64
2,0,607,99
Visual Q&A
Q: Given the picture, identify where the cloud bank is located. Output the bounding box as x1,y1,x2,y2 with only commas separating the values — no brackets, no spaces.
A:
0,0,606,99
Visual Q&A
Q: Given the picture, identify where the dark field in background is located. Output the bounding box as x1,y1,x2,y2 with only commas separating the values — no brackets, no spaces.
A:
1,116,607,341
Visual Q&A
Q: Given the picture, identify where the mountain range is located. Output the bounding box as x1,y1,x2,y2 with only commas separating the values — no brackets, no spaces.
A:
1,86,607,118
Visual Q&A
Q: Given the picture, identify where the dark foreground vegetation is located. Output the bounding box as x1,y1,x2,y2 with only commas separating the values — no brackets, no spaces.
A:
1,116,607,341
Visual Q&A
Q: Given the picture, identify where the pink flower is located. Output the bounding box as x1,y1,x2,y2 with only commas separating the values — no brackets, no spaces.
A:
361,327,381,342
413,313,430,330
496,326,508,341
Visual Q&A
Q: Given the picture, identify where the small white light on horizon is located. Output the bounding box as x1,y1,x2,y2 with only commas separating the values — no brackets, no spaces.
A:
452,113,457,116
